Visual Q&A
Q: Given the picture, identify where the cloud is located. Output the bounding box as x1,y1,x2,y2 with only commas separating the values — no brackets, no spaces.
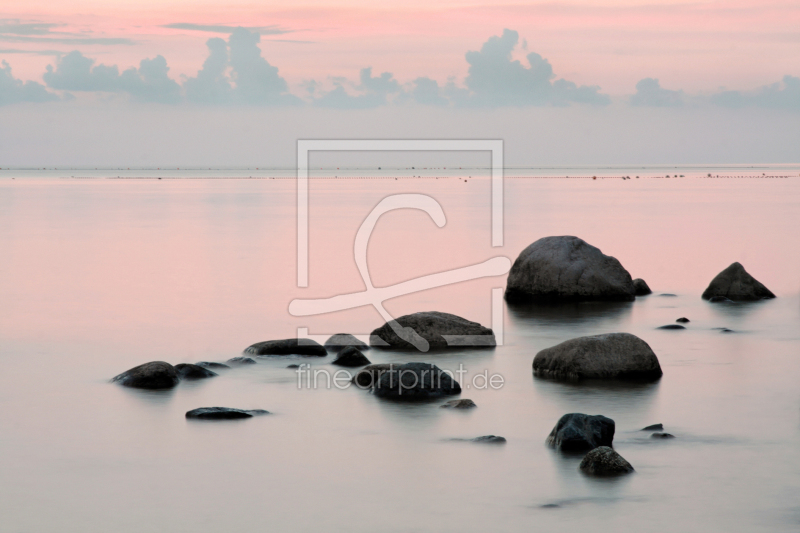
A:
315,68,401,108
629,78,684,107
162,23,291,36
0,19,135,45
0,60,58,105
409,77,449,106
463,29,609,107
184,37,231,103
0,20,61,36
43,51,181,103
711,75,800,110
0,48,63,56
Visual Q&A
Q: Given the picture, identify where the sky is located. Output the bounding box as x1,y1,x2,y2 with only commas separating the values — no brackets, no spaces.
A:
1,0,799,166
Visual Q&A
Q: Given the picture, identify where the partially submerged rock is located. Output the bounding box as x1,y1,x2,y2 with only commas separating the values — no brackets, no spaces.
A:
324,333,369,352
702,262,775,301
504,236,635,303
579,446,634,475
175,363,218,379
633,278,652,296
657,324,685,330
228,356,256,365
331,346,371,367
676,317,690,323
469,435,506,444
373,362,461,400
546,413,615,451
112,361,180,390
185,407,270,420
651,432,675,439
641,423,663,431
352,364,397,388
244,338,327,356
370,311,495,351
196,361,230,369
441,399,477,409
533,333,663,381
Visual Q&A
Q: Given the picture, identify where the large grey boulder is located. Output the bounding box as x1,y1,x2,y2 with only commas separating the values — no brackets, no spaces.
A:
702,262,775,301
373,362,461,400
505,236,635,303
546,413,615,451
370,311,495,351
325,333,369,352
112,361,180,390
185,407,270,420
244,338,327,356
533,332,662,381
579,447,634,475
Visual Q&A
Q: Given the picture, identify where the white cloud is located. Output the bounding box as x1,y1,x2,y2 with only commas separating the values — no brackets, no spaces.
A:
630,78,684,107
0,60,58,105
712,75,800,110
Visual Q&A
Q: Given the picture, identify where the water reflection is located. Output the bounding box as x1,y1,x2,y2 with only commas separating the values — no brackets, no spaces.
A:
506,300,634,330
533,377,661,414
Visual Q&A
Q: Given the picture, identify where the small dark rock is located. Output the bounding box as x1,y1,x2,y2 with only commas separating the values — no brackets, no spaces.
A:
651,432,675,439
112,361,180,390
546,413,615,451
227,356,256,365
441,399,477,409
324,333,369,352
641,423,663,431
287,364,301,369
331,346,371,367
659,293,677,297
185,407,270,420
373,362,461,400
579,446,634,475
676,317,690,323
657,324,686,330
196,361,230,369
470,435,506,444
175,363,218,379
719,328,735,333
244,338,327,356
633,278,652,296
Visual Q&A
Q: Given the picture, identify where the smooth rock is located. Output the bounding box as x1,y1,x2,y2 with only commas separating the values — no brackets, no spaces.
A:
175,363,218,379
196,361,230,369
659,293,677,297
352,364,397,388
533,333,663,381
651,432,675,439
185,407,270,420
441,399,477,409
702,262,775,301
657,324,686,330
331,346,371,367
505,236,635,303
244,338,327,356
579,446,634,475
373,362,461,400
546,413,615,451
227,356,256,365
676,317,690,323
470,435,506,444
287,364,301,369
112,361,180,390
633,278,652,296
324,333,369,352
641,423,663,431
370,311,495,350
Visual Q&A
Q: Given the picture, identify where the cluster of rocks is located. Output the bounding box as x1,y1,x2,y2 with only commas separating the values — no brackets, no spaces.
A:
112,361,218,390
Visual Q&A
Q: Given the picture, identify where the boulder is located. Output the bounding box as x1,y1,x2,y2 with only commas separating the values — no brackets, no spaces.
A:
352,364,397,388
196,361,230,369
244,338,327,356
324,333,369,352
227,356,256,365
641,423,663,431
185,407,270,420
533,333,663,381
546,413,615,451
579,447,634,475
504,236,635,303
657,324,685,330
373,362,461,400
676,317,690,323
702,262,775,301
633,278,652,296
331,346,371,367
370,311,495,351
175,363,218,379
112,361,180,390
469,435,506,444
441,399,477,409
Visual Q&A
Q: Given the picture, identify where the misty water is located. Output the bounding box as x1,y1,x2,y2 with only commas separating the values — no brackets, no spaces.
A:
1,166,799,532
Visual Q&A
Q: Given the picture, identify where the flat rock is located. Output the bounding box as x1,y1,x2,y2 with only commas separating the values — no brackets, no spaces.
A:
352,364,398,388
546,413,615,451
331,346,371,367
579,446,634,475
641,423,663,431
227,356,256,365
373,362,461,400
112,361,180,390
324,333,369,352
196,361,230,369
470,435,506,444
441,399,477,409
659,293,677,297
370,311,495,351
657,324,685,330
633,278,652,296
504,236,635,303
175,363,218,379
651,432,675,439
533,332,663,381
185,407,270,420
676,317,690,323
244,338,327,356
702,262,775,301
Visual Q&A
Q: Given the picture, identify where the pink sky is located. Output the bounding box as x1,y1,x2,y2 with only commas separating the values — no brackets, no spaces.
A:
3,0,799,94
